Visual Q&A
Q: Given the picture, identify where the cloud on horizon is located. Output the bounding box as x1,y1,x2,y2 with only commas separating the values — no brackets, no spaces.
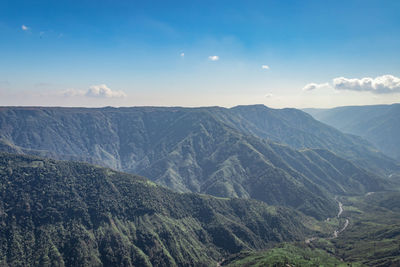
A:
62,89,85,97
303,75,400,94
261,65,270,70
333,75,400,94
62,84,126,98
302,82,330,91
265,93,273,98
86,84,127,98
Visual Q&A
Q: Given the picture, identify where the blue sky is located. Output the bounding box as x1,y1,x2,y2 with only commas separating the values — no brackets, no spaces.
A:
1,0,400,108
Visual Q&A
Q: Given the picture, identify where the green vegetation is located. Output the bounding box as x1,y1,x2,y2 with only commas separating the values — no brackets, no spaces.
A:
1,105,399,266
221,243,348,267
230,105,399,176
0,106,392,220
0,152,314,266
329,192,400,266
223,191,400,266
305,103,400,162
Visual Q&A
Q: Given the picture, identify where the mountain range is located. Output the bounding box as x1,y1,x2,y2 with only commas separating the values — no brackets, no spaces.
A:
0,104,399,266
0,105,395,219
304,103,400,162
0,152,312,266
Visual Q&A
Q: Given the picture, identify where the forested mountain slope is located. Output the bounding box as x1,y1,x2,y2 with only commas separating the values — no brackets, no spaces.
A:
0,106,391,219
229,105,399,175
0,152,312,267
1,105,396,176
304,103,400,161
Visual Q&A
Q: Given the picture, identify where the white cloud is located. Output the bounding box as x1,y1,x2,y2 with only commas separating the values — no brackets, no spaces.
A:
62,89,85,97
85,84,127,98
261,65,270,70
302,82,330,91
180,52,185,57
303,75,400,94
21,25,29,31
265,93,273,98
61,85,126,98
332,75,400,94
208,55,219,61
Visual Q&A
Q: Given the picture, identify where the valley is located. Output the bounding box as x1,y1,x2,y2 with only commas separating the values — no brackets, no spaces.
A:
0,106,395,219
222,192,400,266
3,1,400,265
0,105,399,266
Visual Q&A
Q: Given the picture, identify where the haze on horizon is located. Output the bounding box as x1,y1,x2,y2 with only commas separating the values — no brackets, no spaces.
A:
1,0,400,109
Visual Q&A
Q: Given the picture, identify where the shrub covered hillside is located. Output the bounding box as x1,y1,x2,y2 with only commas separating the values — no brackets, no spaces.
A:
0,152,312,267
0,106,392,220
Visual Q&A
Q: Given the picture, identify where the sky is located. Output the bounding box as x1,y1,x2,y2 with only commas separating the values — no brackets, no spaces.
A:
0,0,400,108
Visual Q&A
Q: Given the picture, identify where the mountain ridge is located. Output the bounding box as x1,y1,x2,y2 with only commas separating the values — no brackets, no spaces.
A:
0,105,393,219
304,103,400,161
0,152,314,266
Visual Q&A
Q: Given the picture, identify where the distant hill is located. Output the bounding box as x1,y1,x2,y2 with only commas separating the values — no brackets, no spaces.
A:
304,103,400,161
0,106,392,219
228,105,398,176
0,152,312,267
